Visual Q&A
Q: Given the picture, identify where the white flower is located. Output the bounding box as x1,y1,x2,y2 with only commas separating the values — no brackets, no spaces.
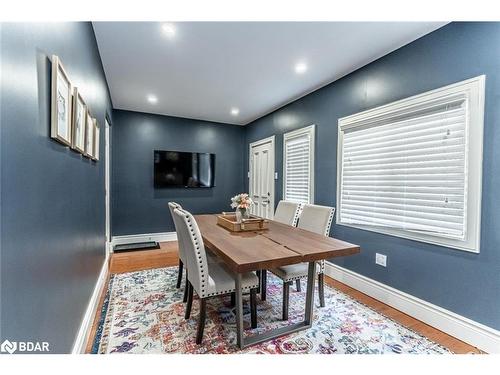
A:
230,193,253,209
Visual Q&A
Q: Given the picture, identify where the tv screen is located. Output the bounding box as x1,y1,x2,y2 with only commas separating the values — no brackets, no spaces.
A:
154,150,216,188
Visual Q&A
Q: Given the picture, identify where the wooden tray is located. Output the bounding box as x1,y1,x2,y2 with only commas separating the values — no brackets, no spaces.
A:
217,213,269,232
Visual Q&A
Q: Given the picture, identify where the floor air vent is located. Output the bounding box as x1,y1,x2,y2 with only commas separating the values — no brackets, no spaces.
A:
113,241,160,252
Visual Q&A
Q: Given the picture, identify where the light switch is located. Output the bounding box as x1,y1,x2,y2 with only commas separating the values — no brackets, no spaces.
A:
375,253,387,267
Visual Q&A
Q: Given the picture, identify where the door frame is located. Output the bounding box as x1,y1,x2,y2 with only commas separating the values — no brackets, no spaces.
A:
104,117,111,256
248,135,275,219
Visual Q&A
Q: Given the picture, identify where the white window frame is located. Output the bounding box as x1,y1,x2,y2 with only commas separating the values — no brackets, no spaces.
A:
337,76,485,253
283,124,315,204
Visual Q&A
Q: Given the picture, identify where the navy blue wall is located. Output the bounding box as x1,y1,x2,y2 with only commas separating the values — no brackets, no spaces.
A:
111,109,246,236
244,22,500,329
0,23,112,352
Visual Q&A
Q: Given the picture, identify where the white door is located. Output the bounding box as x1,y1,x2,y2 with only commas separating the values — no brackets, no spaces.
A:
249,136,275,219
105,118,111,255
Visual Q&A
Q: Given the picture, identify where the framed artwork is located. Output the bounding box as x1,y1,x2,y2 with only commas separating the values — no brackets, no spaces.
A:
92,119,100,161
84,110,95,158
50,55,73,146
71,88,86,153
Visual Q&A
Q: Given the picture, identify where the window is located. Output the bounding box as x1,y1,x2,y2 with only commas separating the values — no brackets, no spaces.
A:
337,76,485,253
283,125,315,204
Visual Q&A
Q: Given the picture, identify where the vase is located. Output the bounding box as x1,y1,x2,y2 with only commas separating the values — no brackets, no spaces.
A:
236,208,249,223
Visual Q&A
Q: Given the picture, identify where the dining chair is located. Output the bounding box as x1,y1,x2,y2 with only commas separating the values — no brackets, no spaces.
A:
173,207,259,344
273,200,302,226
259,201,302,301
168,202,186,288
269,203,335,320
169,202,221,304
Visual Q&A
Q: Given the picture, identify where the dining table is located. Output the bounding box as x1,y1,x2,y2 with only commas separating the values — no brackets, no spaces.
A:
194,214,361,349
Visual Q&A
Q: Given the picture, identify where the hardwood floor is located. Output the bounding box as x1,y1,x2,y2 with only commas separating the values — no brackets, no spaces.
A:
109,242,179,274
86,241,483,354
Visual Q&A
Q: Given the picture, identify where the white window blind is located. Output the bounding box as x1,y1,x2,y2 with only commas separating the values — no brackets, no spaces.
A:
337,76,485,252
283,125,315,204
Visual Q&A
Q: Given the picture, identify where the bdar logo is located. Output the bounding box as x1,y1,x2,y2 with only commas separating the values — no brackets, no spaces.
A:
1,340,17,354
0,339,49,353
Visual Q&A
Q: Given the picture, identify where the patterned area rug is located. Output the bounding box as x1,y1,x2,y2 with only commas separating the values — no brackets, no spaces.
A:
92,267,451,354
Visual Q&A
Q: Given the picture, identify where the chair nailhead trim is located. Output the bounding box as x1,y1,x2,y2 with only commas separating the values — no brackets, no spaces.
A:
275,271,323,283
270,264,323,282
205,283,260,297
292,203,303,227
325,207,335,236
184,214,209,297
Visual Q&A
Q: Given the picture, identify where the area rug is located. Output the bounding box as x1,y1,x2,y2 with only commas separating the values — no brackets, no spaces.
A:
92,267,451,354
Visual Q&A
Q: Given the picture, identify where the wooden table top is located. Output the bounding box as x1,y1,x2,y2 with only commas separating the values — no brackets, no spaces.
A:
194,214,360,273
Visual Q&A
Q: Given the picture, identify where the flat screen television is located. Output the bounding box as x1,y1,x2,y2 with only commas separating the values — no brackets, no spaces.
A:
154,150,216,188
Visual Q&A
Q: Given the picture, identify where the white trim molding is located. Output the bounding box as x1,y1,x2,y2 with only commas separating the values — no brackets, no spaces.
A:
104,118,111,258
111,231,178,249
325,261,500,353
71,255,109,354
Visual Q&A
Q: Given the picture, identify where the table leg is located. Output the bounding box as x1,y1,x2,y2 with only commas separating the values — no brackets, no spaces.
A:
236,261,317,349
256,270,261,294
304,261,316,325
235,272,244,349
260,269,267,301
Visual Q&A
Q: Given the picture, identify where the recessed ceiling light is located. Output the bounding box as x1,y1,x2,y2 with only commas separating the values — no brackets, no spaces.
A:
147,94,158,104
230,108,240,116
161,23,176,38
294,62,308,74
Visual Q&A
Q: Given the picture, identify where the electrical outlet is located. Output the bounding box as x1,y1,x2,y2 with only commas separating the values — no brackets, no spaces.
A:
375,253,387,267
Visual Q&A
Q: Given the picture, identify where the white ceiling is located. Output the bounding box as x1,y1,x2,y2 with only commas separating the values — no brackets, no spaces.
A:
93,22,447,125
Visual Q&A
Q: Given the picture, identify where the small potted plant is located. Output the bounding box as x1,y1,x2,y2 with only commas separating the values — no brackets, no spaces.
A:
230,193,253,223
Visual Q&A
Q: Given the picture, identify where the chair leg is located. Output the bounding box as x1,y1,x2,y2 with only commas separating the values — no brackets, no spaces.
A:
256,270,261,294
185,282,194,319
318,273,325,307
196,298,207,344
183,271,189,303
282,281,291,321
295,279,301,292
176,259,184,289
250,288,257,329
230,292,236,307
261,270,267,301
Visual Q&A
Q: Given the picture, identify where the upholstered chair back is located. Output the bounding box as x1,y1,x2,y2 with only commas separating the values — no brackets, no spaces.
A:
297,204,335,236
168,202,185,262
274,201,303,226
168,201,181,217
173,208,210,295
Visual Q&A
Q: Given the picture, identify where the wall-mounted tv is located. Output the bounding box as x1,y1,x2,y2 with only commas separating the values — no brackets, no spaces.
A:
154,150,216,188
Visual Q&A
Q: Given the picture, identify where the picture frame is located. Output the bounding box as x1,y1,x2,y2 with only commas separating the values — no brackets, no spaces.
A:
84,110,95,158
71,87,87,153
50,55,73,146
92,119,100,161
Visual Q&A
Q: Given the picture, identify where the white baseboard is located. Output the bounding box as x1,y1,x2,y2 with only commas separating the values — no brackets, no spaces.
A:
71,255,109,354
111,232,177,249
325,261,500,354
